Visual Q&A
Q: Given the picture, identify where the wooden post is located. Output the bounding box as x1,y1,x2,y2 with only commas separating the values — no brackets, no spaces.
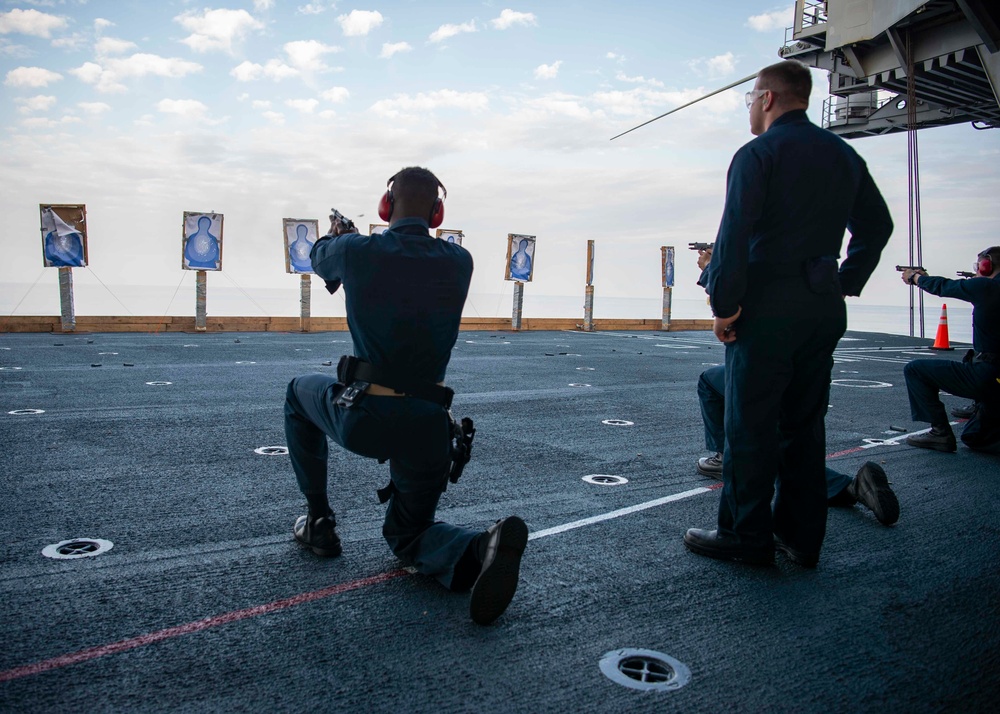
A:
584,285,595,332
661,246,675,331
300,273,311,332
58,267,75,332
662,286,673,331
512,281,524,331
583,239,595,331
195,270,207,331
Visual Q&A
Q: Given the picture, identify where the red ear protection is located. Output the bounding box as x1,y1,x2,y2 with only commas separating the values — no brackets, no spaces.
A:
377,189,393,223
377,171,447,228
976,249,996,276
428,197,445,229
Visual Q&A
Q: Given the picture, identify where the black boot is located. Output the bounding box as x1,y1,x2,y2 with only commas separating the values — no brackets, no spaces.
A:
294,513,342,557
905,424,957,453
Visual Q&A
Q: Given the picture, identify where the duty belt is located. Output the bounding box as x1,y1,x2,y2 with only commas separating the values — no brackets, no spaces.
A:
337,355,454,408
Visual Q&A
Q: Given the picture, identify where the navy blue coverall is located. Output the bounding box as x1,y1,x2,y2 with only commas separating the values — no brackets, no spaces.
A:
904,273,1000,444
705,109,892,559
284,218,480,590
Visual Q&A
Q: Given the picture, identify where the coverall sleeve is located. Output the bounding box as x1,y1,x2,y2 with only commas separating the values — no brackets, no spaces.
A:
918,275,992,304
838,167,893,296
310,233,356,283
707,145,767,319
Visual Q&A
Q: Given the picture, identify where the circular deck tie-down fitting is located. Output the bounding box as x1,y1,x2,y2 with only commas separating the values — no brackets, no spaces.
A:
602,419,634,426
599,648,691,691
254,446,289,456
582,474,628,486
146,381,172,386
8,408,45,415
831,379,892,388
42,538,114,560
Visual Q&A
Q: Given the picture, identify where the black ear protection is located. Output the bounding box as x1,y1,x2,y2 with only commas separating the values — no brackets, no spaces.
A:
377,171,447,229
976,247,999,277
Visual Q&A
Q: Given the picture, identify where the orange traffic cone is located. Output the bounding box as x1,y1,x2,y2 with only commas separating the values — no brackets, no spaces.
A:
930,304,954,351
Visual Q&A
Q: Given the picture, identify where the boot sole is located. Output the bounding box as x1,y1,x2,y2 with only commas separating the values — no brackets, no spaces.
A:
696,465,722,479
470,517,528,625
854,463,900,526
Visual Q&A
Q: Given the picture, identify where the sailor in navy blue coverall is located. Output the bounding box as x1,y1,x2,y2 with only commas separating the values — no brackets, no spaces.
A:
284,167,527,625
684,61,893,567
899,249,1000,452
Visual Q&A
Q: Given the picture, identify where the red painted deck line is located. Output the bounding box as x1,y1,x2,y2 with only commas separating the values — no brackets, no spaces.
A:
0,439,883,684
826,446,866,459
0,569,409,683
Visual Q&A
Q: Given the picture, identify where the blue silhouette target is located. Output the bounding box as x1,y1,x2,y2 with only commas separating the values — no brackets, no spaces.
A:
284,218,319,274
182,212,223,271
39,205,87,268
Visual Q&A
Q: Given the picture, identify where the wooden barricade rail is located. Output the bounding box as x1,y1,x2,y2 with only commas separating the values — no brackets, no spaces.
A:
0,315,712,333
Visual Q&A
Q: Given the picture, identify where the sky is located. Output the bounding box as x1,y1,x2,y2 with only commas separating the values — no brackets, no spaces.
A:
1,0,998,325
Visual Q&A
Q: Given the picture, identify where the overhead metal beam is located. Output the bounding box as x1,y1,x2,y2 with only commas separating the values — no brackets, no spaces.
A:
957,0,1000,53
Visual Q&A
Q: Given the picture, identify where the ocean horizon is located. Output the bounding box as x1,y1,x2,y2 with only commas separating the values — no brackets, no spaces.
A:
1,281,974,345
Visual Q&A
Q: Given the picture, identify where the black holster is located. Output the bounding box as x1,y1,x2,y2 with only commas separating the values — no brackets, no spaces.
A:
448,415,476,485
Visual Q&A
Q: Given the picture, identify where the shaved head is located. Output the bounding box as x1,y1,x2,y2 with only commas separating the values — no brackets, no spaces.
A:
391,166,445,208
757,60,812,106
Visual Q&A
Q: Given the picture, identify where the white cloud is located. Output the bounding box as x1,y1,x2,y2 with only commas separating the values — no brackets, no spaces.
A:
0,38,32,58
78,101,112,114
157,98,209,120
262,110,285,125
95,37,137,57
369,89,489,117
94,18,114,32
285,98,319,113
321,86,349,103
429,21,476,43
706,51,736,77
338,10,383,37
380,41,411,59
252,99,271,109
70,54,203,93
615,71,664,88
746,8,792,32
534,61,562,80
15,94,56,114
283,39,340,72
4,66,63,87
237,92,249,101
230,59,298,82
0,8,68,38
254,0,275,11
593,85,742,118
491,9,537,30
318,109,336,119
51,33,87,50
297,4,326,15
606,52,625,62
22,115,81,129
175,8,263,54
686,51,737,79
513,93,597,121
